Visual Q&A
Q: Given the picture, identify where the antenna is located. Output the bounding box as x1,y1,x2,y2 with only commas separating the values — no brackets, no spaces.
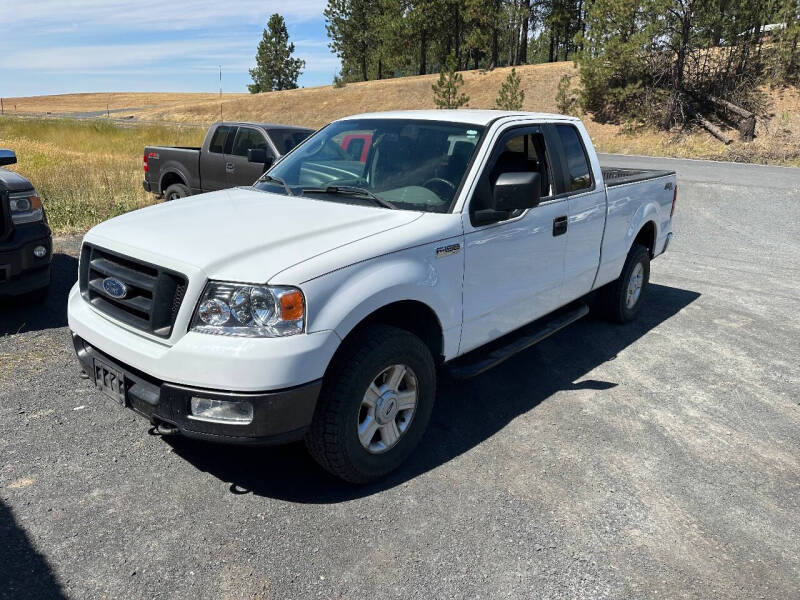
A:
219,65,223,122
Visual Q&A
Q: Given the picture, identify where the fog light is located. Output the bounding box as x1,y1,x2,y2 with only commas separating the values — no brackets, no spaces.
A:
189,397,253,424
33,245,47,258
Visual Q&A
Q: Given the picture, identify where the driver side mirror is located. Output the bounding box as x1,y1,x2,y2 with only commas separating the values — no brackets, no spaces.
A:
493,171,541,211
471,171,542,226
0,149,17,167
248,148,274,170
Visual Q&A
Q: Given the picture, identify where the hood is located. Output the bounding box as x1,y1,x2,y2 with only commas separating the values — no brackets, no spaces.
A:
0,168,35,193
85,187,423,282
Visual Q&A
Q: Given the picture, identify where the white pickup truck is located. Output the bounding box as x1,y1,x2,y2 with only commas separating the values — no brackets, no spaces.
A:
68,110,676,483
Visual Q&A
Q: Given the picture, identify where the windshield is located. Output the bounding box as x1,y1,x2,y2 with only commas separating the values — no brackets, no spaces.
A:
254,119,485,213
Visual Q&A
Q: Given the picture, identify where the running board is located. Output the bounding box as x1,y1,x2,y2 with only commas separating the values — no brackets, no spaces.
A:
447,304,590,379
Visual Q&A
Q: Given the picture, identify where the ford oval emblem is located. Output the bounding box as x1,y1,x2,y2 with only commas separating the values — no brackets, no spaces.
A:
102,277,128,299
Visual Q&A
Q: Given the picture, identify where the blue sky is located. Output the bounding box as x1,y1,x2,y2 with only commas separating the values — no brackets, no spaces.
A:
0,0,339,97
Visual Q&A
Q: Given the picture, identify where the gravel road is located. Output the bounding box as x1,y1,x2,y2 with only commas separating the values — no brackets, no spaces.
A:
1,156,799,599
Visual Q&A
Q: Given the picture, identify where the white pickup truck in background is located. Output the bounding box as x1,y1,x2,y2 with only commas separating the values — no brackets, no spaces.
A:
68,110,676,483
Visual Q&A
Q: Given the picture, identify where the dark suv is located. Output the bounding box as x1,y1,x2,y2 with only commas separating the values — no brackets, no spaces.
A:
0,150,52,300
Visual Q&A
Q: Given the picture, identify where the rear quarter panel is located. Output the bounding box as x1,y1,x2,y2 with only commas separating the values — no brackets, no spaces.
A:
594,174,675,288
146,146,201,193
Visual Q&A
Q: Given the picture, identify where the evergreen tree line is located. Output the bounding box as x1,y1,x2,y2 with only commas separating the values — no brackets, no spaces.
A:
324,0,800,125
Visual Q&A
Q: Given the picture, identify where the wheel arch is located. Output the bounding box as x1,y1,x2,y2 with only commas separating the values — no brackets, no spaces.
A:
633,219,657,258
159,169,188,194
338,299,445,365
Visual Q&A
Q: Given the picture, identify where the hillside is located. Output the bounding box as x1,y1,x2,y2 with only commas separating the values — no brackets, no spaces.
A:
4,62,799,167
1,92,247,119
136,63,576,127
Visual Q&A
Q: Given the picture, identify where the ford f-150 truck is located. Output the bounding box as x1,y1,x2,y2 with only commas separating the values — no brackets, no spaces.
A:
69,111,676,483
1,149,52,300
143,121,313,200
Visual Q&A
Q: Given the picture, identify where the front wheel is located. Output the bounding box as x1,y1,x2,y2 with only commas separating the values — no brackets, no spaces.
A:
598,243,650,323
305,324,436,483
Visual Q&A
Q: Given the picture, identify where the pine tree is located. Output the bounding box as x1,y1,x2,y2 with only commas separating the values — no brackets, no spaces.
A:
495,67,525,109
248,14,305,93
432,55,470,108
325,0,379,82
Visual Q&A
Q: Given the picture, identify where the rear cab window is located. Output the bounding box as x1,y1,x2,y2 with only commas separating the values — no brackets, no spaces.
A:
554,124,592,192
208,126,234,154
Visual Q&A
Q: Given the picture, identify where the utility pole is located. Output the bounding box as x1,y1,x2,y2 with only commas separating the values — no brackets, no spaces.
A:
1,98,4,115
219,65,223,122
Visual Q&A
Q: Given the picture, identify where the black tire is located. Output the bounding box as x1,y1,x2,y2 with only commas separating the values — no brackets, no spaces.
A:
597,243,650,323
305,324,436,483
164,183,190,201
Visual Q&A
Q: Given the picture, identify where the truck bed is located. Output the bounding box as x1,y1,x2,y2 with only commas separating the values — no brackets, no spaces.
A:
601,166,675,187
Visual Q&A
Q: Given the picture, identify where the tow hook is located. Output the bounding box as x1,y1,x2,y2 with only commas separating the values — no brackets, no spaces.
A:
150,419,179,436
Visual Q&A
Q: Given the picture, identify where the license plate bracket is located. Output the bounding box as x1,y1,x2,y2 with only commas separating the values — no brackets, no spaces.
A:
94,359,127,406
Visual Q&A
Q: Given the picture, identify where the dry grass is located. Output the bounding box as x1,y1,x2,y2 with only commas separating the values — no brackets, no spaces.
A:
1,92,246,117
0,118,203,233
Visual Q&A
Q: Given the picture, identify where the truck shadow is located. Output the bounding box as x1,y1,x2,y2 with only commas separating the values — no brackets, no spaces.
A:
0,500,66,600
166,283,700,503
0,253,77,336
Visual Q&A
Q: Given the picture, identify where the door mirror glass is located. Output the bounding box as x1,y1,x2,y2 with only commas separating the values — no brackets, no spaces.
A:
492,171,541,211
0,149,17,166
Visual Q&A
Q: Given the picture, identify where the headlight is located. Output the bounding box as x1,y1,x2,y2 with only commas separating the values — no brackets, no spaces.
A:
190,281,305,337
9,192,44,225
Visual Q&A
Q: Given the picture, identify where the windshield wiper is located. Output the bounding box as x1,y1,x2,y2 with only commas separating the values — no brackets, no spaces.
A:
260,174,293,196
301,185,395,209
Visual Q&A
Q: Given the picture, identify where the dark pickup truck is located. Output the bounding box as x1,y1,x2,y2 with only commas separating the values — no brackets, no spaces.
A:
143,122,313,200
0,149,52,300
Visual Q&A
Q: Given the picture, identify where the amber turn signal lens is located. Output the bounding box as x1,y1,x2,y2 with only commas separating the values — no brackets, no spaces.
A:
280,290,304,321
29,195,43,210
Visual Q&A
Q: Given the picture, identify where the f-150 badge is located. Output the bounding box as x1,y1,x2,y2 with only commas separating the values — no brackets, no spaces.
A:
436,243,461,258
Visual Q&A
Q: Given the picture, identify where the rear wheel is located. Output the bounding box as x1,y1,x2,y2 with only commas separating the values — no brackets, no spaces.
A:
164,183,189,201
598,243,650,323
305,324,436,483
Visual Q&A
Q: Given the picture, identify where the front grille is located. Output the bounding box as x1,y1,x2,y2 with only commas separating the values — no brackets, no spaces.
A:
80,243,187,338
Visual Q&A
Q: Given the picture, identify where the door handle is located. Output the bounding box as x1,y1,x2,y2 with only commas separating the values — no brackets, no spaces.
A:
225,162,234,172
553,215,568,236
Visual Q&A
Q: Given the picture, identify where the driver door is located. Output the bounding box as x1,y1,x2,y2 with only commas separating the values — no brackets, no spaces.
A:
459,125,568,355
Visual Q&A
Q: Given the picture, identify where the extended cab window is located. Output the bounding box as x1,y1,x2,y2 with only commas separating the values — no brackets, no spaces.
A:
231,127,269,157
208,126,233,154
555,124,592,191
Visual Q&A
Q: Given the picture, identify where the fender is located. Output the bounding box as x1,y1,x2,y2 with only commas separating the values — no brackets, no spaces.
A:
298,242,464,360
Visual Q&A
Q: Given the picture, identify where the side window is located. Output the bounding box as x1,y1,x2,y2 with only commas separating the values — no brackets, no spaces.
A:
231,127,269,157
555,125,592,192
208,126,233,154
489,132,553,198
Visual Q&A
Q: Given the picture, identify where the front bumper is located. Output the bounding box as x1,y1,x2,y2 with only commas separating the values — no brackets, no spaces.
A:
72,334,321,444
0,223,52,296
